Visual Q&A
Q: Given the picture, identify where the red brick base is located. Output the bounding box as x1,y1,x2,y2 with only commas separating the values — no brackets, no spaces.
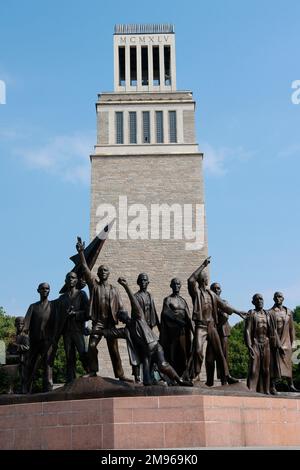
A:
0,394,300,449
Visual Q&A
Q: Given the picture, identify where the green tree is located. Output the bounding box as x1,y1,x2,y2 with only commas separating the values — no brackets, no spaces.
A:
228,321,248,378
293,306,300,323
0,307,16,345
0,308,17,392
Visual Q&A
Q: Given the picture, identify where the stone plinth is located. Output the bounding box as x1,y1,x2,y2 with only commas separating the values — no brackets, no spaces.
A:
1,393,300,449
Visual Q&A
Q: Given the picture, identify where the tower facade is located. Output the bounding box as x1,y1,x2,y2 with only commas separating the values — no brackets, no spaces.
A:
90,24,208,376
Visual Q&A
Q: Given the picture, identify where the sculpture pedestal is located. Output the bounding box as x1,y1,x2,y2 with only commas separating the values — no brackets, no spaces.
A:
1,393,300,449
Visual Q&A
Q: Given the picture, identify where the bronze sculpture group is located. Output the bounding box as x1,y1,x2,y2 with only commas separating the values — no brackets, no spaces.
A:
3,236,298,396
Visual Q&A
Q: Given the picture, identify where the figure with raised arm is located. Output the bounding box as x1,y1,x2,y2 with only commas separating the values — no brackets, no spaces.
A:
186,256,245,385
76,238,127,380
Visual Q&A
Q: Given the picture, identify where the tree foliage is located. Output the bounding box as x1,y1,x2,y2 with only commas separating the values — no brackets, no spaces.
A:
227,321,248,378
0,307,16,345
293,306,300,323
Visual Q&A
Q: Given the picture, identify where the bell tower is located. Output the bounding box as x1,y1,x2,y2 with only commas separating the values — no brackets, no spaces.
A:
90,24,208,377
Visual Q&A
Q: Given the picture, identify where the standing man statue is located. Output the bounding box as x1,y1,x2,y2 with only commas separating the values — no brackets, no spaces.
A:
268,291,298,393
186,257,245,385
23,283,54,392
244,293,271,394
135,273,160,330
132,273,160,382
6,317,29,393
53,272,90,383
160,278,193,376
76,238,127,380
208,282,239,385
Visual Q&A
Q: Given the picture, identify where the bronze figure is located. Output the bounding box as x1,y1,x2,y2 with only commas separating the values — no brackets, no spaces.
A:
53,272,90,383
6,317,29,393
134,273,160,330
104,277,193,387
208,282,239,385
186,257,245,385
269,291,298,393
160,278,193,376
244,293,271,394
23,283,54,392
76,239,127,380
133,274,160,383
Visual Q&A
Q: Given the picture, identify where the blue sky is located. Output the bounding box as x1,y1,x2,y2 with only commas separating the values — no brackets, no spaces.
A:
0,0,299,317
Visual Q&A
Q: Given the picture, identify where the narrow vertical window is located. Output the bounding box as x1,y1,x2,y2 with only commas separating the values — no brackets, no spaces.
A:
169,111,177,143
119,47,125,86
143,111,150,143
129,111,137,144
130,46,137,86
164,46,171,85
156,111,164,143
116,112,124,144
141,46,148,86
153,46,160,86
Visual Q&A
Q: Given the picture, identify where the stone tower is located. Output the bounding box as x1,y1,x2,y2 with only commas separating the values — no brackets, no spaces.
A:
90,24,208,377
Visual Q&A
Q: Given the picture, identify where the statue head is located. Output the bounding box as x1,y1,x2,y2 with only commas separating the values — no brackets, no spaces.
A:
14,316,25,334
65,272,78,289
197,270,209,288
210,282,222,296
97,265,110,282
252,293,264,310
273,291,284,307
37,282,50,300
170,278,181,295
137,273,149,292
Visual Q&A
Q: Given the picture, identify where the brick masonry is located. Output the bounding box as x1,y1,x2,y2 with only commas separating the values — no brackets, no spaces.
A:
1,395,300,449
90,152,208,378
90,84,207,378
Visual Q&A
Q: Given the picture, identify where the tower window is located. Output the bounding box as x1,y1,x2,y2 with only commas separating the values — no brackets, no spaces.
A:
141,46,148,86
169,111,177,143
130,46,137,86
164,46,171,85
129,111,137,144
143,111,150,143
118,47,125,86
116,112,124,144
153,46,160,86
156,111,164,143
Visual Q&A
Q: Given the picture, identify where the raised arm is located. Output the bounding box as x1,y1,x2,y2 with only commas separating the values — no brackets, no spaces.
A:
118,277,144,320
188,256,211,285
187,257,211,298
76,237,94,287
